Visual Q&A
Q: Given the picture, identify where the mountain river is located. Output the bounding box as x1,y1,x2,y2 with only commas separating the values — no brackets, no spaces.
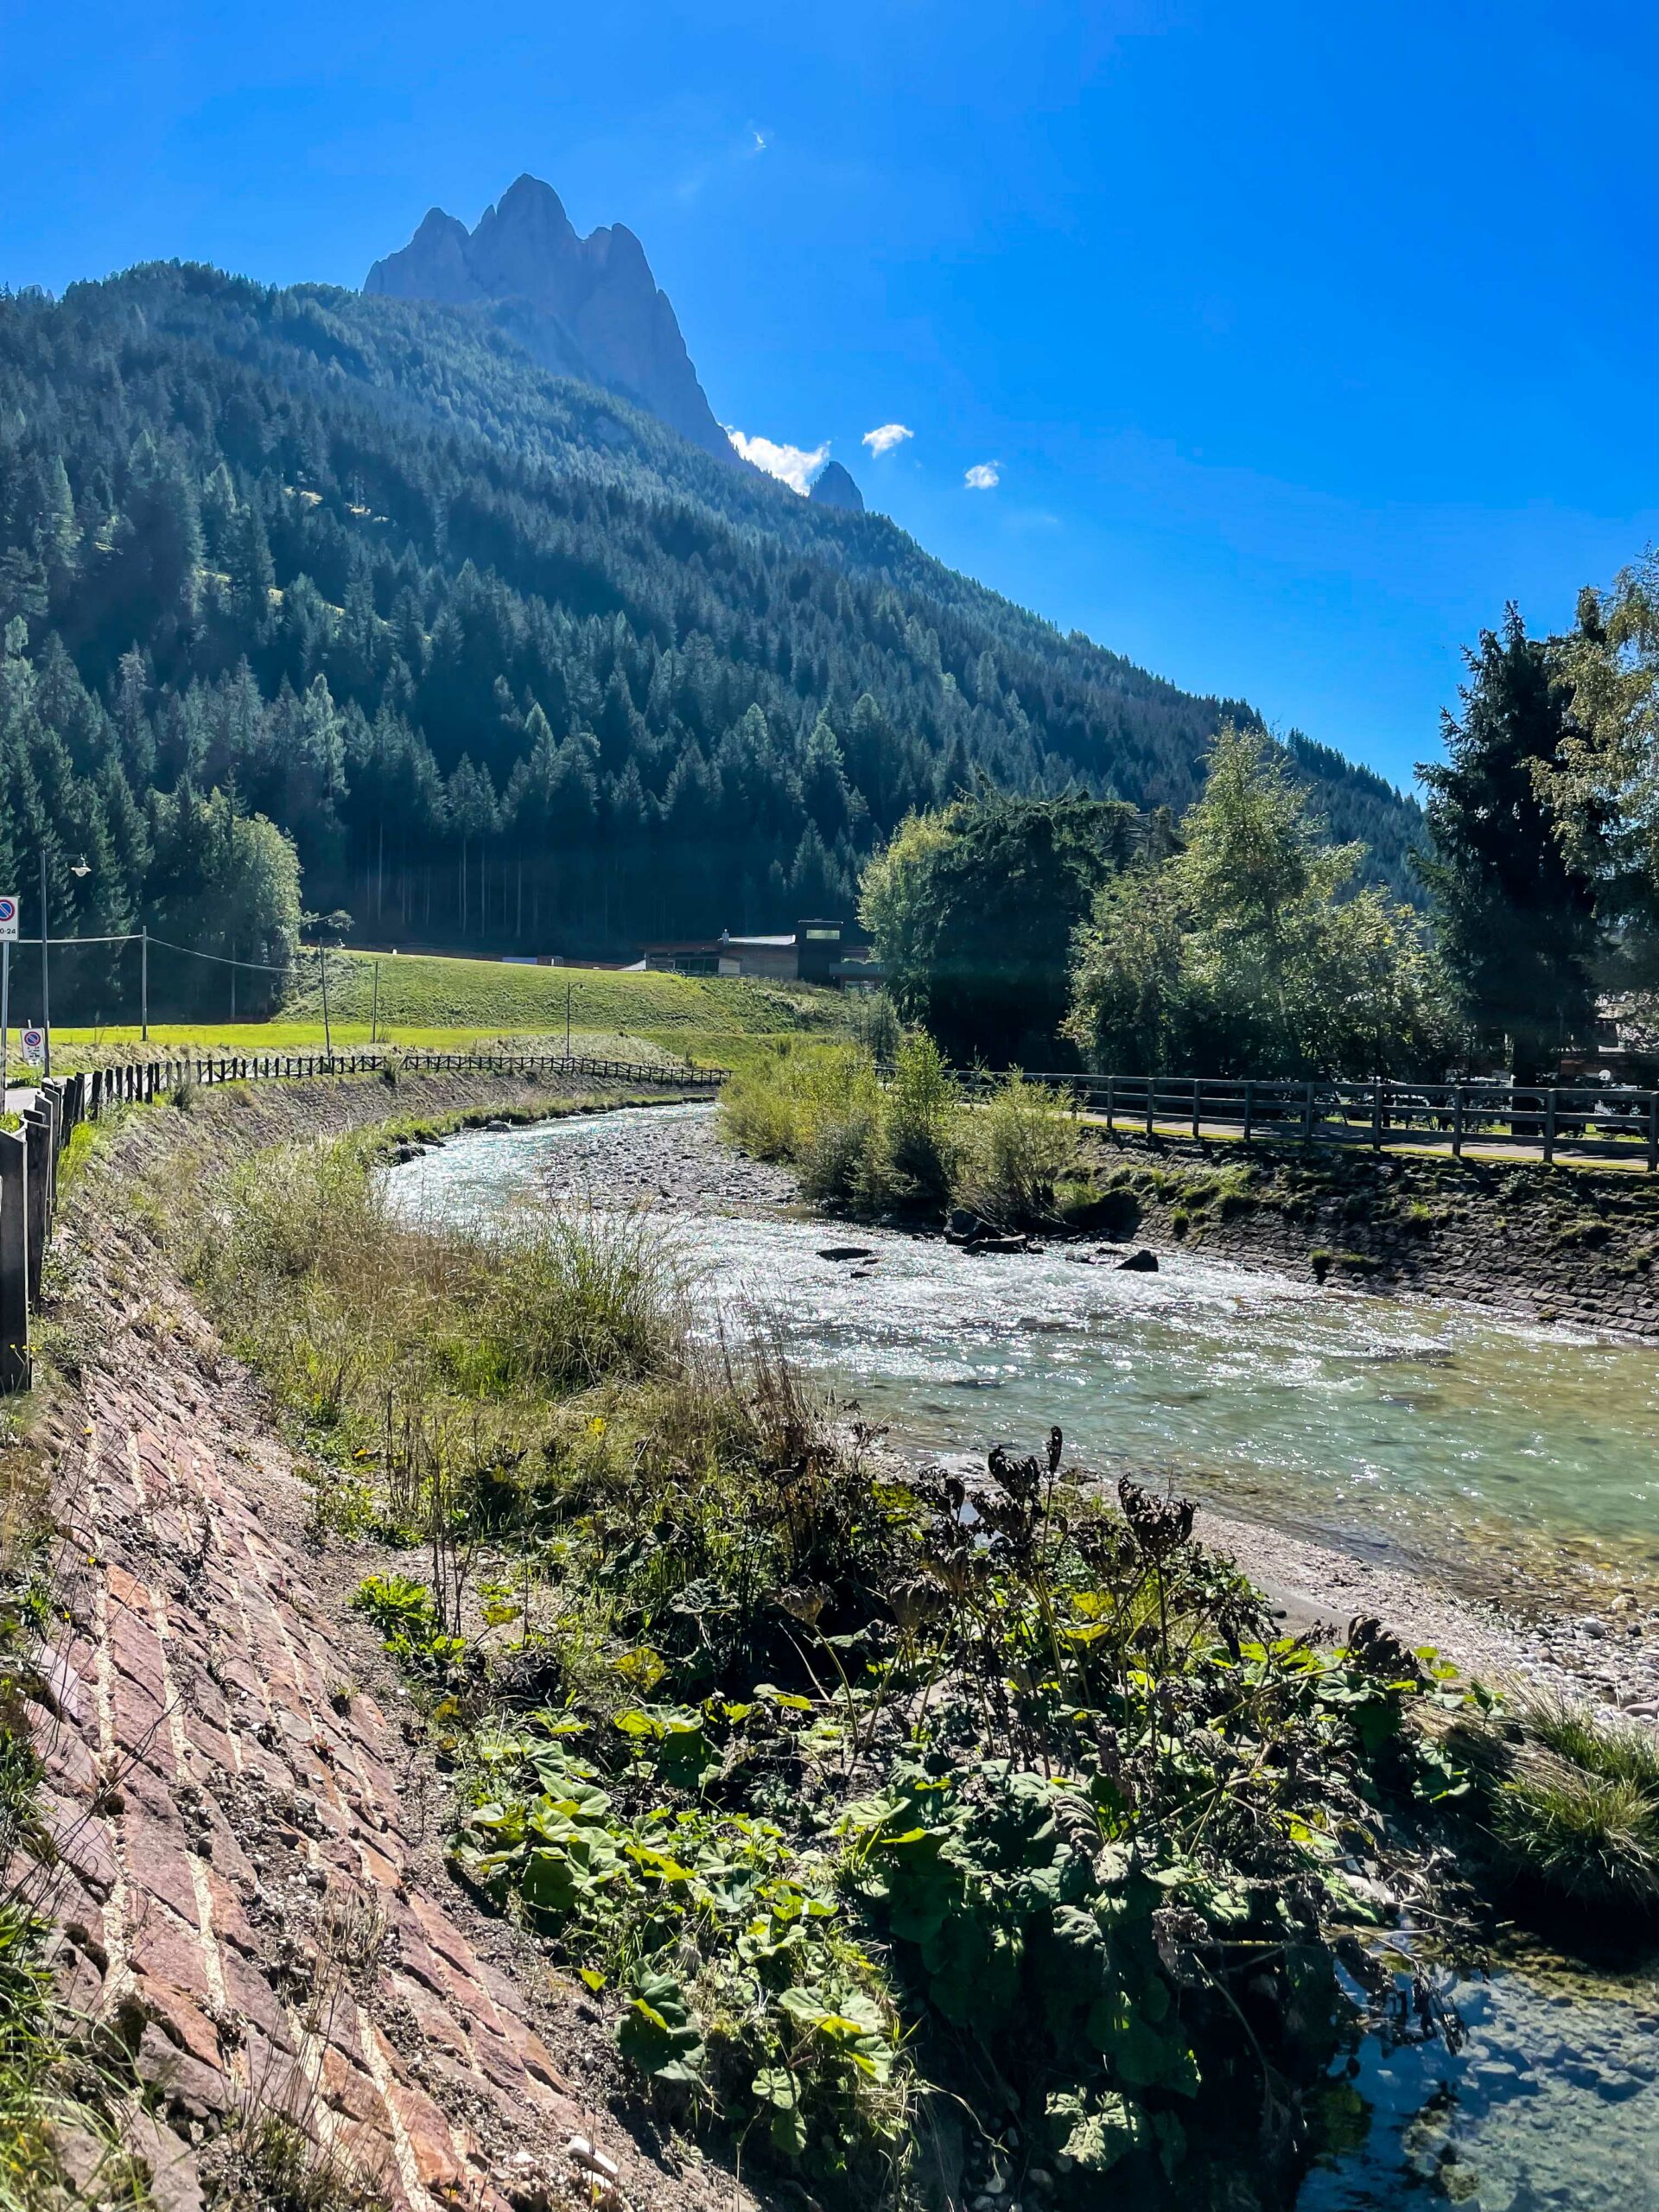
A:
386,1103,1659,2209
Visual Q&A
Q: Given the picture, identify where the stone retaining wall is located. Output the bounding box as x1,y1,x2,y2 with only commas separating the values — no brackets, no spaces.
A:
19,1071,756,2212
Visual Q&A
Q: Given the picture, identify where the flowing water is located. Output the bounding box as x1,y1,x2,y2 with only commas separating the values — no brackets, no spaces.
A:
388,1106,1659,1615
386,1105,1659,2209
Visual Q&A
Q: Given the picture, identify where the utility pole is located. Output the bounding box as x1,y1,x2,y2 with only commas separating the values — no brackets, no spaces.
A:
140,926,149,1042
320,943,332,1056
37,848,49,1077
1,937,10,1109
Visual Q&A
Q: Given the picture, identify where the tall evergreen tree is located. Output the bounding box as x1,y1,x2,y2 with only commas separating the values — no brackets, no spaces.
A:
1417,607,1601,1078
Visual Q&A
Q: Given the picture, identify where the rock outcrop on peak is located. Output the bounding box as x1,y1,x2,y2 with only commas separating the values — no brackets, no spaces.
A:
809,459,864,512
365,174,730,459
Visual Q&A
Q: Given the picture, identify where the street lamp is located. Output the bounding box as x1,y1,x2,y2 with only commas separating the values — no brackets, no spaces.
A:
39,854,92,1075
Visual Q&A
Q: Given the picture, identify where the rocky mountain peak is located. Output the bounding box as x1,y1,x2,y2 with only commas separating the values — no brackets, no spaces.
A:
810,460,864,513
365,176,729,459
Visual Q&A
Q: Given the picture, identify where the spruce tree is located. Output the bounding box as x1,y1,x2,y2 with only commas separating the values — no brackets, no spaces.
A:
1416,607,1600,1078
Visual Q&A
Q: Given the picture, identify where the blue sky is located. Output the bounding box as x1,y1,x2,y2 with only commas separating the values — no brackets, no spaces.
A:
4,0,1658,791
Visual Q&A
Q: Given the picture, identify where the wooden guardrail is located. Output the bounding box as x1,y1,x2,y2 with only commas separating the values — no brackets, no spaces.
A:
950,1069,1659,1171
0,1047,727,1391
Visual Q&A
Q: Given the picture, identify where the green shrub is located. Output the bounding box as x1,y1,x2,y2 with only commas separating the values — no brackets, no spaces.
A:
799,1096,884,1210
452,1732,908,2177
719,1044,878,1165
950,1070,1079,1230
880,1032,958,1207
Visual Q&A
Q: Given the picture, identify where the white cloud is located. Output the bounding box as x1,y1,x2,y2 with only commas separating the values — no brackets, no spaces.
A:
727,428,830,495
861,422,913,457
751,128,767,153
963,461,1001,491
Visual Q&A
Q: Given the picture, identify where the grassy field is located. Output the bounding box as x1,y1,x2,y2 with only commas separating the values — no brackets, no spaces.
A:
41,950,857,1071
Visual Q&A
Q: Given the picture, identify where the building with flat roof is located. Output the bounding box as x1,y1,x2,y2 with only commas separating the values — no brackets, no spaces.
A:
639,918,880,985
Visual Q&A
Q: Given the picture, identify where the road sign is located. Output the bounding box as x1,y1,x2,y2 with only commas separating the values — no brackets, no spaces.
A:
0,898,16,943
20,1028,43,1066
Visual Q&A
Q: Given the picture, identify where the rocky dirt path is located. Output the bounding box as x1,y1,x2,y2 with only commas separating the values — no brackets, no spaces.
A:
26,1071,766,2212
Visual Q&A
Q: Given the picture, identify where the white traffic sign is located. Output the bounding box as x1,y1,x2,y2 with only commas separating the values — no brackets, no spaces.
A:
20,1028,44,1066
0,897,16,943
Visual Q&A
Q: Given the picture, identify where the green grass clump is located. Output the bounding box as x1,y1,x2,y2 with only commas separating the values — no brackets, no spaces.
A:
1480,1697,1659,1912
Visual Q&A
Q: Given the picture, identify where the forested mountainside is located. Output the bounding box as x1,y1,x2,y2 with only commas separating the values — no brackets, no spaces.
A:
0,259,1422,988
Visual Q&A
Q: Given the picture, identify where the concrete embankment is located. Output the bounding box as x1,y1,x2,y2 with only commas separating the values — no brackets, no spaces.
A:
17,1069,753,2212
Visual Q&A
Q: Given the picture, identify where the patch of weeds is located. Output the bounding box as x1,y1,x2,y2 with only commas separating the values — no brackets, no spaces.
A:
201,2102,387,2212
1309,1247,1333,1282
1552,1215,1612,1250
351,1574,467,1673
452,1726,906,2179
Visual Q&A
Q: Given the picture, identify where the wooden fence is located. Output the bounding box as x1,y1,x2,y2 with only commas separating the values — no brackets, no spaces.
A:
958,1070,1659,1171
0,1047,727,1392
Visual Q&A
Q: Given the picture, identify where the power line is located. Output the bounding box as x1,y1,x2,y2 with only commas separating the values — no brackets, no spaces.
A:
146,935,304,976
14,930,310,976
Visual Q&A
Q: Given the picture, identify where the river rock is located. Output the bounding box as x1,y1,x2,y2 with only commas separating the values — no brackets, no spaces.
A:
1117,1248,1160,1273
818,1245,875,1262
969,1234,1029,1255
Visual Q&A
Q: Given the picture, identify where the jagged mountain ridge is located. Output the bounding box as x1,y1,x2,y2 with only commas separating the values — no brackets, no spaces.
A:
365,175,731,461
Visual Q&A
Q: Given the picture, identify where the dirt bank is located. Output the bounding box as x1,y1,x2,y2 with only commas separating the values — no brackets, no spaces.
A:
1078,1128,1659,1340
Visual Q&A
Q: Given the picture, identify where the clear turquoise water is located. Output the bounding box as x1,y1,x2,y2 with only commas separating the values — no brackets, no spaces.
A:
387,1108,1659,2208
388,1106,1659,1613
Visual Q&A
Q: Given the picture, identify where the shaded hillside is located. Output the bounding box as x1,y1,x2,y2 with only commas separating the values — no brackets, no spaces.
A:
0,260,1421,990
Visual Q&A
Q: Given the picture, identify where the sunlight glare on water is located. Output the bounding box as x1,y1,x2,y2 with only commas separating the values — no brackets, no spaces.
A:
386,1107,1659,1609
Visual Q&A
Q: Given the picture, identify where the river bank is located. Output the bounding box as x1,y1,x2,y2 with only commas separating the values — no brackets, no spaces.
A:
422,1100,1659,1718
1077,1127,1659,1340
5,1067,760,2212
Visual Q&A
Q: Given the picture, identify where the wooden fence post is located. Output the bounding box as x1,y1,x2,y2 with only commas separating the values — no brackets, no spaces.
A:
1452,1086,1465,1160
1243,1080,1255,1144
1649,1092,1658,1174
22,1109,49,1310
0,1128,28,1390
1191,1078,1201,1141
1370,1079,1382,1150
1544,1090,1557,1165
1302,1082,1314,1145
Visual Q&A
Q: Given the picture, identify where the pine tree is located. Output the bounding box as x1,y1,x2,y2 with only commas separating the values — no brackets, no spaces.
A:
1417,607,1600,1078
